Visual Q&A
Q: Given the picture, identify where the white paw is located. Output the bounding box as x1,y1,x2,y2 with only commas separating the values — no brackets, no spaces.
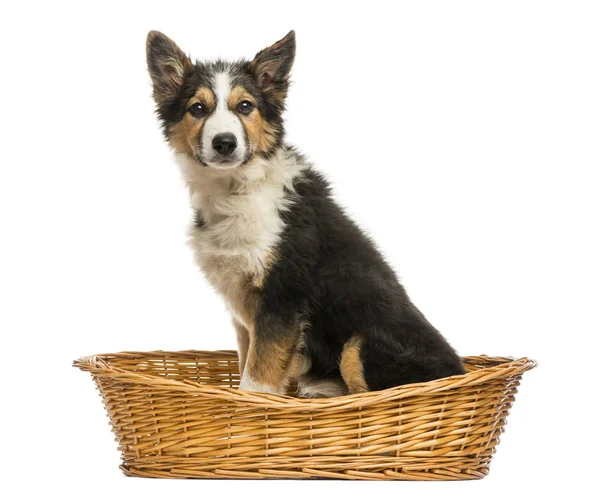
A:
238,374,281,394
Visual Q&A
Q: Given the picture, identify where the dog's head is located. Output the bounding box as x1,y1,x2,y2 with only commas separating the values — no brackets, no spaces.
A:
147,31,295,170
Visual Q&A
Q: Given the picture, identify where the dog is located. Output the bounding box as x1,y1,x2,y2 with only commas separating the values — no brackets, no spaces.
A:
146,30,466,397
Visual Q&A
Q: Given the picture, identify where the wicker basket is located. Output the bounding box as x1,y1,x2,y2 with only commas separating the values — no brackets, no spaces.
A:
73,350,535,480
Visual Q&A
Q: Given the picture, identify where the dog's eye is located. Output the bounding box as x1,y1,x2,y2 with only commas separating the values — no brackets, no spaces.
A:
189,102,206,118
238,100,254,115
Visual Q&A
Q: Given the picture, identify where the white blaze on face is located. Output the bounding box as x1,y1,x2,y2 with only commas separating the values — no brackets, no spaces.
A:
201,72,247,168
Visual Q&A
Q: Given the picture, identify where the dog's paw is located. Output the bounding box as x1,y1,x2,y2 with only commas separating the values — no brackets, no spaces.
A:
238,375,282,394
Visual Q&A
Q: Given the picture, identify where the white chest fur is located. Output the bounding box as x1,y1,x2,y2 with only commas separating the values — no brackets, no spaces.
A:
176,149,306,327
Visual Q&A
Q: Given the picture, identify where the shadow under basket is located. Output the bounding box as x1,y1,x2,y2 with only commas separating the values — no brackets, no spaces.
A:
73,350,536,481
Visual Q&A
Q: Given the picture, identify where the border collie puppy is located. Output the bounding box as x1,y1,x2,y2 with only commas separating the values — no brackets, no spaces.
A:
146,30,465,397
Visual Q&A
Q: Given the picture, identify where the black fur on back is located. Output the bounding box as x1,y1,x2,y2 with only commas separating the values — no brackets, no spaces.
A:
260,158,466,389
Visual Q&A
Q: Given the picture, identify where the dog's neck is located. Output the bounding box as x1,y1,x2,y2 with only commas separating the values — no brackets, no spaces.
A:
175,146,307,223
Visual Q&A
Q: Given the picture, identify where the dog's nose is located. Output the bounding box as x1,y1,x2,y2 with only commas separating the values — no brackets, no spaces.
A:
212,133,237,156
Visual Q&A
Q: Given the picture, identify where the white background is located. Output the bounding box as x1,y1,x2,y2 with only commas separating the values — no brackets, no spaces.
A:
1,1,598,493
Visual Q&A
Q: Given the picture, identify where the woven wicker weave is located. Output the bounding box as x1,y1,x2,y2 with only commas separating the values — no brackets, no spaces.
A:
73,350,535,480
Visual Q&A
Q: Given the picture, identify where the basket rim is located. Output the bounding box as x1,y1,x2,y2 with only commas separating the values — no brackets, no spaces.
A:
73,350,536,412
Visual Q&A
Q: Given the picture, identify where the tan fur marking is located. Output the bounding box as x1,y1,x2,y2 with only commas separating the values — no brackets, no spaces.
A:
228,85,278,155
167,87,215,154
193,87,216,109
287,352,311,378
340,336,370,394
245,334,299,388
227,274,262,331
227,86,255,109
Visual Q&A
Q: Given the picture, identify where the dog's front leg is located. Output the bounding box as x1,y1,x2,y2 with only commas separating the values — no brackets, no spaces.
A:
232,318,250,376
238,311,301,395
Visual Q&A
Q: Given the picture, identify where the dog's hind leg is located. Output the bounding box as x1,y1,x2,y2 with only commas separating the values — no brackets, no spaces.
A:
355,327,466,391
340,335,370,394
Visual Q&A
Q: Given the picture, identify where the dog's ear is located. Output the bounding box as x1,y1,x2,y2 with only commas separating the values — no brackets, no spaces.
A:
146,31,193,105
249,31,295,106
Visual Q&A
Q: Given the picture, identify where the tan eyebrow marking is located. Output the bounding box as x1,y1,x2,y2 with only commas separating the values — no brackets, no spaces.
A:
189,87,216,110
227,86,256,109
